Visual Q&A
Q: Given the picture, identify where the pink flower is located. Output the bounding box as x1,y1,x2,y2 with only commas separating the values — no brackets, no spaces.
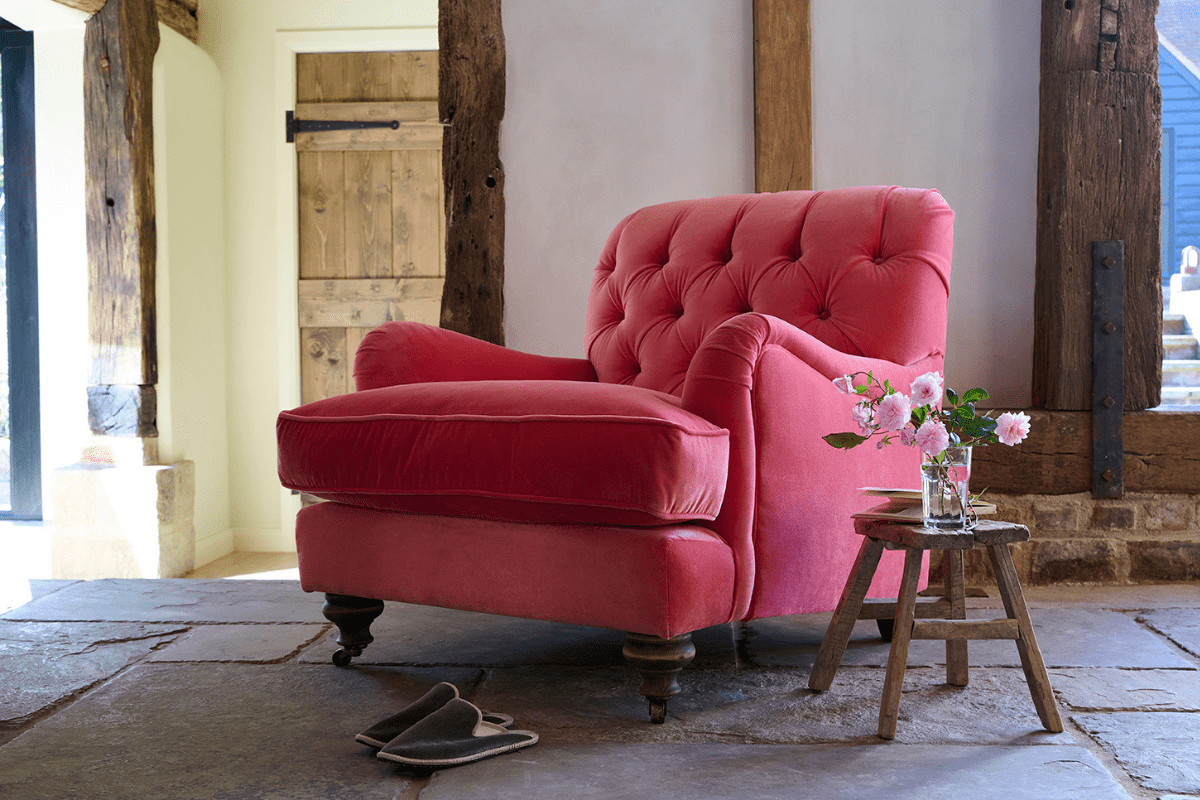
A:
851,402,874,436
898,428,916,447
909,372,943,407
875,392,912,432
995,411,1031,446
876,437,888,450
914,419,949,456
833,375,854,395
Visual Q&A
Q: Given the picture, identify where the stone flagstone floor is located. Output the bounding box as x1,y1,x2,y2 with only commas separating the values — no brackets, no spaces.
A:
0,577,1198,799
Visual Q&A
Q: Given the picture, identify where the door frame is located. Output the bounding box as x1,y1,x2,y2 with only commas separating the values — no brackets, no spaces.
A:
272,27,437,549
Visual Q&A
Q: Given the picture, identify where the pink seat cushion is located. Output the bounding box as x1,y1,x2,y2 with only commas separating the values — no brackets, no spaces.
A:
277,380,730,526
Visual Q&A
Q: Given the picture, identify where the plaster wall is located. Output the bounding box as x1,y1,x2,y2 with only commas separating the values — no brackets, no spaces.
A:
196,0,439,553
154,25,231,563
810,0,1041,407
500,0,756,358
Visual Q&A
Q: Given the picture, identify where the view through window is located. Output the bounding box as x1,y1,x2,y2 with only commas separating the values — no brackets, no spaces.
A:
1159,2,1200,408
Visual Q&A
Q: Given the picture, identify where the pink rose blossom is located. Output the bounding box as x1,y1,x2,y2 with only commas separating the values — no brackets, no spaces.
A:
875,392,912,432
899,428,916,447
909,372,943,407
995,411,1031,446
914,419,949,456
833,375,854,395
851,402,874,436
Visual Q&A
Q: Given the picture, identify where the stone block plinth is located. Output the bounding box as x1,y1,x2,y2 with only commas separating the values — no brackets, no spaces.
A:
48,461,195,579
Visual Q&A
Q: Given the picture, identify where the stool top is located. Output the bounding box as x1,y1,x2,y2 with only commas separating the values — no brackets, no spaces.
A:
853,518,1031,550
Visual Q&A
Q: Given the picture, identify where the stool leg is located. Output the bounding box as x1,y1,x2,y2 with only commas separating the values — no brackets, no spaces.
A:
987,544,1064,733
878,546,923,740
810,537,884,691
945,549,969,686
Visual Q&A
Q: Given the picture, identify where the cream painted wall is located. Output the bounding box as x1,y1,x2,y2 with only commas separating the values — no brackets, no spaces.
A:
501,0,756,358
154,26,231,563
196,0,438,553
501,0,1040,408
811,0,1041,406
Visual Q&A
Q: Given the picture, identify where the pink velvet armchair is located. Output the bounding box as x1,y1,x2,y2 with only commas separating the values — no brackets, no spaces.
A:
277,186,954,722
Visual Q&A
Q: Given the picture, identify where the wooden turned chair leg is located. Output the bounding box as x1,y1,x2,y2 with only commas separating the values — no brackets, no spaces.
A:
623,632,696,724
322,593,385,667
945,548,969,686
986,544,1064,733
810,537,884,691
878,547,923,740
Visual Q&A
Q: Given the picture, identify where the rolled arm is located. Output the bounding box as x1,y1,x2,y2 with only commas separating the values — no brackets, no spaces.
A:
681,313,942,621
354,321,598,390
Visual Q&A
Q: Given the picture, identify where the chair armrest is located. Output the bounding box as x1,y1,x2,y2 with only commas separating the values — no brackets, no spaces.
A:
354,321,598,390
682,313,943,621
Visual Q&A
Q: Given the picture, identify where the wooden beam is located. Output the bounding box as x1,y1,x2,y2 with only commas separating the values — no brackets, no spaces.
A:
972,410,1200,495
1032,0,1161,410
154,0,197,43
49,0,197,43
752,0,812,192
438,0,505,346
84,0,159,434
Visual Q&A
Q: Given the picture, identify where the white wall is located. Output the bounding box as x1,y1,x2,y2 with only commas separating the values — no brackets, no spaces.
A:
501,0,756,357
810,0,1041,406
154,26,231,564
197,0,438,553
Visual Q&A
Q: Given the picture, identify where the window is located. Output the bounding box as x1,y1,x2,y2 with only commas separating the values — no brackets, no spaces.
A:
0,20,41,520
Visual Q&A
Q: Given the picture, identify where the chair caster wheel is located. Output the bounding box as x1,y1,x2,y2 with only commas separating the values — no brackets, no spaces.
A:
332,648,354,667
877,618,895,642
648,699,667,724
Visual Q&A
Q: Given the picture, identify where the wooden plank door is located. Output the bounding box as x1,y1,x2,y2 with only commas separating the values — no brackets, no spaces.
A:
295,51,444,404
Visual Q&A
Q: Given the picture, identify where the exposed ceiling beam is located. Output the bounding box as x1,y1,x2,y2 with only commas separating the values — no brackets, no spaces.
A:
49,0,197,42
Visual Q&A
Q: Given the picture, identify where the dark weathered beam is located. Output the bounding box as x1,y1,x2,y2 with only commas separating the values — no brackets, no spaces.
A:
438,0,505,346
972,410,1200,494
50,0,198,43
1032,0,1161,411
753,0,812,192
87,384,158,437
84,0,159,433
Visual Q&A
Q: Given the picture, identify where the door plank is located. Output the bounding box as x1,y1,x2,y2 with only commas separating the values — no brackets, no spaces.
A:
300,327,349,402
294,124,443,152
393,150,444,278
298,277,444,327
298,151,346,279
391,51,439,101
344,151,393,279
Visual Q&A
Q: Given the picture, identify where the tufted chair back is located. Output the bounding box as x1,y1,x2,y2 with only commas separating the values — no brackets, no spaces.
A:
584,186,955,396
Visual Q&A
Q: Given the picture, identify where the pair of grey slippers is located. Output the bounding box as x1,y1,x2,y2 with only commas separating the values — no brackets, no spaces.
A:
356,682,538,768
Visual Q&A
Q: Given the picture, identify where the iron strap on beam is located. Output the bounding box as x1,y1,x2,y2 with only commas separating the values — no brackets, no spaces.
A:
1092,240,1124,499
285,110,400,143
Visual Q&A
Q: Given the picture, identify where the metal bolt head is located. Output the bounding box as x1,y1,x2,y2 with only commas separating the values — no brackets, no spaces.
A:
1101,396,1116,408
1101,469,1115,482
1103,321,1116,334
1103,256,1115,268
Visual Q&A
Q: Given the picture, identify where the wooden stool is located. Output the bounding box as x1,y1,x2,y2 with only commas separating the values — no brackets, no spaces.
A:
808,519,1063,739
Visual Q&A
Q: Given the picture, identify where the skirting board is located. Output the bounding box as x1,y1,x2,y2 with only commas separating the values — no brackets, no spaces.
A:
195,528,235,568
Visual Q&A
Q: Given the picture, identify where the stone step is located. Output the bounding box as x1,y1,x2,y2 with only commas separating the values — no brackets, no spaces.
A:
1160,386,1200,405
1164,334,1199,360
1161,359,1200,387
1164,313,1188,336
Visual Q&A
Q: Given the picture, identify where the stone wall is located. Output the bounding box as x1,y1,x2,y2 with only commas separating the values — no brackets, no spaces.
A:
934,492,1200,587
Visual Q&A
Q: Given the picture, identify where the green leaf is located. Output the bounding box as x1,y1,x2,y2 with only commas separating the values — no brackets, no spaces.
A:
963,387,989,404
823,432,868,449
946,388,959,406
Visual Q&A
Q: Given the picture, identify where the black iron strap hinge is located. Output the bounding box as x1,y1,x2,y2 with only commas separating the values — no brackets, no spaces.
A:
285,110,400,143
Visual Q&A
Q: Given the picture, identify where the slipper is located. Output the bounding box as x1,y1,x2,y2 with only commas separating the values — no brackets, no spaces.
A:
376,698,538,768
355,682,514,749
